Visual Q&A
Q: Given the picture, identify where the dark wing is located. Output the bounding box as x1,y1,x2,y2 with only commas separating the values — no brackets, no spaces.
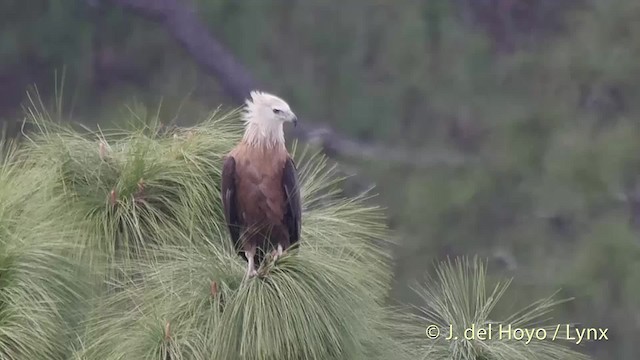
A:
221,156,242,253
282,156,302,245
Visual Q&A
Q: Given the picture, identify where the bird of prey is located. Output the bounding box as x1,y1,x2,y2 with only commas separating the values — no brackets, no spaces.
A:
221,91,302,279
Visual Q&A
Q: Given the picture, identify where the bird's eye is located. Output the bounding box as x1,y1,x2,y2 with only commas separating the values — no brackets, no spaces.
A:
272,109,282,114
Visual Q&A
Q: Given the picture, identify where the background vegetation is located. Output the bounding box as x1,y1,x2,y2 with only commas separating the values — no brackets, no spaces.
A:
1,0,639,359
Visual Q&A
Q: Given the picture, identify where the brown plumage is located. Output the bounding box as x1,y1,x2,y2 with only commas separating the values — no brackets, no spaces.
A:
221,91,301,278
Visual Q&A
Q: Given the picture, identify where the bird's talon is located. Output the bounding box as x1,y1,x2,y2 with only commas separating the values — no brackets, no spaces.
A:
275,244,284,259
271,250,280,261
245,269,258,280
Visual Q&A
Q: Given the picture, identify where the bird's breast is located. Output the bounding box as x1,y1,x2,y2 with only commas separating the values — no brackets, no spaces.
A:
231,146,287,224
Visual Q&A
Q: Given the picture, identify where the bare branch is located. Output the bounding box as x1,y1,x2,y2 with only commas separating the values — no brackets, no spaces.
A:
106,0,255,101
105,0,474,169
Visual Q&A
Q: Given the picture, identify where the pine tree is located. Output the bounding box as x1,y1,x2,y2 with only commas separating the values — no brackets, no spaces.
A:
0,98,589,360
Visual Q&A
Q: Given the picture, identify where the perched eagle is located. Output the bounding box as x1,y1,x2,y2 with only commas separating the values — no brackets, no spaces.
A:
221,91,302,278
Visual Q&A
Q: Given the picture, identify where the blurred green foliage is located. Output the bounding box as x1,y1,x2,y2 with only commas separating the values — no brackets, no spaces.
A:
1,0,640,358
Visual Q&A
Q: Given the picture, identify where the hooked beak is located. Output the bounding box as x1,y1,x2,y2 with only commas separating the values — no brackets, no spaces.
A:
291,115,298,127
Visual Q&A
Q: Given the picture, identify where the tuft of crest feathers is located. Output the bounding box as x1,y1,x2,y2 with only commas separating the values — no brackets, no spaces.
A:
240,90,292,148
242,91,288,122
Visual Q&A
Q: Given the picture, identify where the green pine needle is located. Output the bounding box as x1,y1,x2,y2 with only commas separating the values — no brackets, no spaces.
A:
0,96,591,360
407,256,590,360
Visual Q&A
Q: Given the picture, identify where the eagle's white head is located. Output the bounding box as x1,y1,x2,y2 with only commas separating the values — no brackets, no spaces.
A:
241,91,297,148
